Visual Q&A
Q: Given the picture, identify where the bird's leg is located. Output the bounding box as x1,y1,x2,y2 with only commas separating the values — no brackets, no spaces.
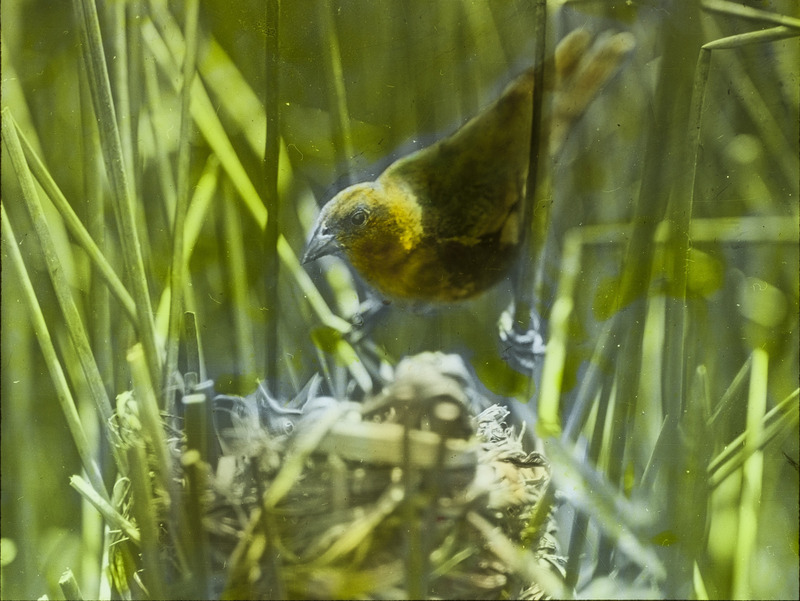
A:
497,301,547,374
345,292,392,345
498,30,634,373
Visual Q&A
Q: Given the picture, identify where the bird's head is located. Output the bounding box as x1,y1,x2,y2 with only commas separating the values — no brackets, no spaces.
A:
302,180,423,267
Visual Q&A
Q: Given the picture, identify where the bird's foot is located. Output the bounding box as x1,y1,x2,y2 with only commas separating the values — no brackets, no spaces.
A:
498,303,547,373
345,295,391,345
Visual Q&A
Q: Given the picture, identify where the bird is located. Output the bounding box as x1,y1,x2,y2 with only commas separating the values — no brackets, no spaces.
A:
303,30,634,304
303,68,533,303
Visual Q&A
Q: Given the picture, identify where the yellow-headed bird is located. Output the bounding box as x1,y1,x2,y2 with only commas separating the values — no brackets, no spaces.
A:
303,30,634,303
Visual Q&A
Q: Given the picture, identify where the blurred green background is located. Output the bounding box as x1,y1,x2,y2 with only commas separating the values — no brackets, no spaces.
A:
1,0,798,599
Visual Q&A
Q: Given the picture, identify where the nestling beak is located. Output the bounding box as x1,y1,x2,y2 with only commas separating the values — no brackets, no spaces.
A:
302,222,339,264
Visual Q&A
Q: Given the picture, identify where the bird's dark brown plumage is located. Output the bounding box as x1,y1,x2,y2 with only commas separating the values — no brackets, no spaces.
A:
303,69,534,302
303,29,635,302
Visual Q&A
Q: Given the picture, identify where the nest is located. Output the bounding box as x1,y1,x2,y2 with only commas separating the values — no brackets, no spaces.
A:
110,353,565,599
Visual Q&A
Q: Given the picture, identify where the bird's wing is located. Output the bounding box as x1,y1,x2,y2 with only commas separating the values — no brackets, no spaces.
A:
381,69,534,242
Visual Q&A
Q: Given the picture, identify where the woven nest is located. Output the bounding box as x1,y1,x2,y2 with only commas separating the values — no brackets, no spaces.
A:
110,352,565,600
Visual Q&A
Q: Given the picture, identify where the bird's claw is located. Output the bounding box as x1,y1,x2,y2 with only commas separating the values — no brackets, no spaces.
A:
343,296,390,346
498,304,547,373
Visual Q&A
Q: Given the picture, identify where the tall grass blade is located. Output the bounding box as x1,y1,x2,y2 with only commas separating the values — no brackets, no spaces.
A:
69,475,140,545
221,184,258,382
110,1,137,203
126,442,167,600
702,26,798,50
708,387,799,487
319,0,356,179
126,342,192,576
263,0,282,386
182,393,211,598
164,0,200,404
702,0,800,29
8,110,138,323
154,155,220,339
731,347,768,598
1,207,109,501
58,568,84,601
537,229,582,437
708,354,752,428
513,0,548,331
2,113,115,427
183,311,204,384
126,343,174,507
73,0,162,392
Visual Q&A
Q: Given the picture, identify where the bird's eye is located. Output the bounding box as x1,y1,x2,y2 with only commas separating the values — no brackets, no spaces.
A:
350,209,368,226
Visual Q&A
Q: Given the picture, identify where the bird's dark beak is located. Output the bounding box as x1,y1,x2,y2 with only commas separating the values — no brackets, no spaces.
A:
302,225,338,264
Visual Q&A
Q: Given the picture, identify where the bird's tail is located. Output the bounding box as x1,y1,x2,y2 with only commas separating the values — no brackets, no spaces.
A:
549,29,637,156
